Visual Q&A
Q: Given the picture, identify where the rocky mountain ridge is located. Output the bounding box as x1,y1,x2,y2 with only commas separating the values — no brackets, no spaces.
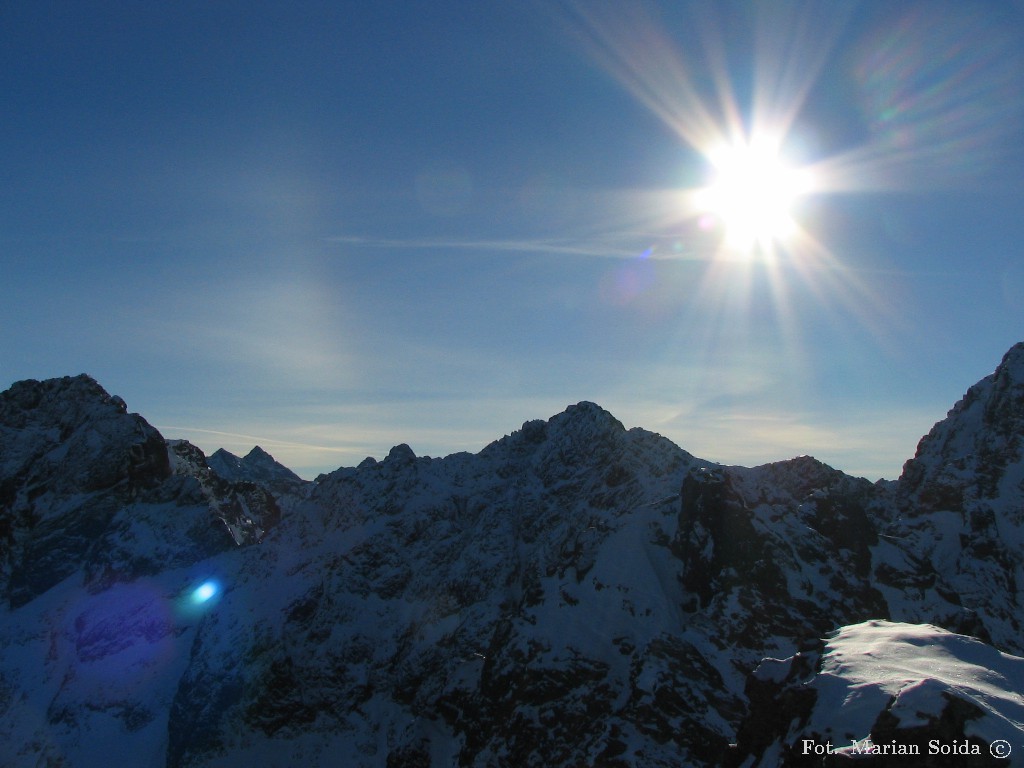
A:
1,343,1023,766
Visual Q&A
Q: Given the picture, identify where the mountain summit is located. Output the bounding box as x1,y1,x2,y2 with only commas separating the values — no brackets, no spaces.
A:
901,341,1024,508
1,347,1023,766
208,445,304,486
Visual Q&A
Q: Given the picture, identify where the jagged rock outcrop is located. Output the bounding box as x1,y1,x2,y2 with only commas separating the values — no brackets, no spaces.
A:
900,343,1024,513
207,445,308,510
0,376,283,608
672,459,888,664
0,375,170,607
879,342,1024,653
169,441,283,545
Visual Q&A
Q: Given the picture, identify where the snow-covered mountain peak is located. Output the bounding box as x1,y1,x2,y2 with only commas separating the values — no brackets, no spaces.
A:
384,442,417,464
999,339,1024,380
744,454,860,498
548,399,625,437
901,341,1024,502
1,373,116,424
0,373,170,500
5,371,123,414
0,375,172,607
208,445,304,487
470,399,685,482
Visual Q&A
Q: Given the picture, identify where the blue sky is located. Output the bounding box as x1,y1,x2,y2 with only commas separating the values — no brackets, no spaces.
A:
3,0,1023,480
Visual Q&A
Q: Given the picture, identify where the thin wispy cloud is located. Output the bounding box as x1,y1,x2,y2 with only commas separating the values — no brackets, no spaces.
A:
325,233,709,261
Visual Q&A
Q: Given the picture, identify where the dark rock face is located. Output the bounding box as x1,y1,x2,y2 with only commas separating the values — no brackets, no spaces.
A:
207,445,307,502
0,377,285,608
0,374,170,495
672,459,888,660
726,644,822,767
900,343,1024,512
168,441,282,545
0,375,171,606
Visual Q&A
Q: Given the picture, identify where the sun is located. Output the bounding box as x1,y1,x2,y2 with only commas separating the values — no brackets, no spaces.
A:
697,137,811,256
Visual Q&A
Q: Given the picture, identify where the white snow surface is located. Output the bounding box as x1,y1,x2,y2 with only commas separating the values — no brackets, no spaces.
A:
798,620,1024,752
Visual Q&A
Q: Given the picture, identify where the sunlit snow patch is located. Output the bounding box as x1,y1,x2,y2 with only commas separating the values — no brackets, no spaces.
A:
779,620,1024,756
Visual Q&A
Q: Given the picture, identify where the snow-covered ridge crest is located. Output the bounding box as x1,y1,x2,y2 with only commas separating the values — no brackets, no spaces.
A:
901,341,1024,507
887,341,1024,654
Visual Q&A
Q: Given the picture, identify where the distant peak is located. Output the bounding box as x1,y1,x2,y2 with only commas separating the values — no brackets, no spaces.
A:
567,400,608,415
4,373,106,403
241,446,303,482
208,444,302,484
899,340,1024,499
385,443,416,464
0,374,138,426
245,446,273,461
995,341,1024,384
553,401,624,431
758,455,836,475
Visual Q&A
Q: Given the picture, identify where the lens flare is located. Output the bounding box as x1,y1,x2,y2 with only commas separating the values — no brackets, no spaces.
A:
191,580,219,604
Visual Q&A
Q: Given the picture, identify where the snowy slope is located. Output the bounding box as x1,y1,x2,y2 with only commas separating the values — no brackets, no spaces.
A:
882,343,1024,653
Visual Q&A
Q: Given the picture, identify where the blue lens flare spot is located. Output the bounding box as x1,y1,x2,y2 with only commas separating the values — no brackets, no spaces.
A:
192,580,218,604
